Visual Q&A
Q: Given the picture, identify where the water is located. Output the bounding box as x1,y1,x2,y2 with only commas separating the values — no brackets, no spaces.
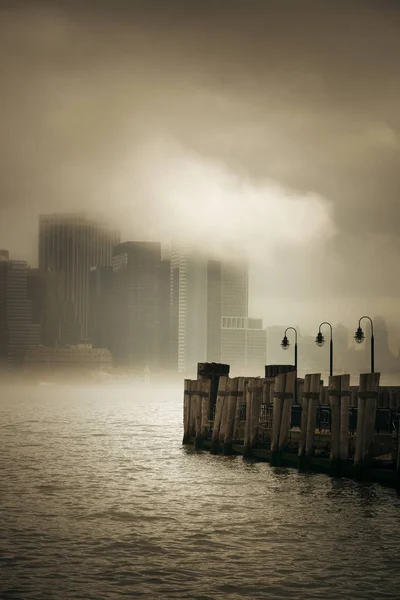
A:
1,382,400,600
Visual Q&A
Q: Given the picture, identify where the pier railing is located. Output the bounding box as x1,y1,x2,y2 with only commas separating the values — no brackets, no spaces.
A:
183,373,400,480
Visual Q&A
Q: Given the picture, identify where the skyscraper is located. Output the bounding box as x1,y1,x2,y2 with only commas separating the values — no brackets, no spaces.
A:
158,257,172,369
112,241,162,368
207,260,249,362
206,259,266,372
170,247,207,373
39,214,120,343
88,266,114,350
0,254,41,367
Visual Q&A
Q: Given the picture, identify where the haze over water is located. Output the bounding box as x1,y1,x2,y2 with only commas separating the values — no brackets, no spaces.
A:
1,382,400,599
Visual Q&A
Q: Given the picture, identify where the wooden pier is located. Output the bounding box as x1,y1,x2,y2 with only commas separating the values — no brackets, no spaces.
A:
182,363,400,489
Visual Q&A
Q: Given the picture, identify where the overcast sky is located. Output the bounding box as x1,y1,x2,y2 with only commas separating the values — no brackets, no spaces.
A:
0,0,399,337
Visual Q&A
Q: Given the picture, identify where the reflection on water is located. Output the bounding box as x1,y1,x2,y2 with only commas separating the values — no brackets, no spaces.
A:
1,382,400,599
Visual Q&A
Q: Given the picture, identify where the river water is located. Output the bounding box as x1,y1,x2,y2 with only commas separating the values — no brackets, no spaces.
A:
1,382,400,599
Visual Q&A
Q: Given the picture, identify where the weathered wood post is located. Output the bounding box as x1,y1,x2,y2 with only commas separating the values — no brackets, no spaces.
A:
298,374,311,468
232,377,245,445
193,380,202,449
354,372,380,475
303,374,321,468
271,371,296,465
278,370,296,453
271,373,284,464
182,379,192,444
195,378,211,449
328,374,350,474
297,374,320,469
329,375,341,472
339,374,351,465
243,378,264,457
396,426,400,482
210,376,229,454
223,378,239,455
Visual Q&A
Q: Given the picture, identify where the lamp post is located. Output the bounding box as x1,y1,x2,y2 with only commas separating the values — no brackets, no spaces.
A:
354,316,374,373
281,326,298,371
315,321,333,377
281,326,298,403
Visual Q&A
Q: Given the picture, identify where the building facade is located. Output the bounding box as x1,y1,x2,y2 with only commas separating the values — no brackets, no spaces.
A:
206,259,250,363
170,247,207,373
39,213,120,343
112,241,161,369
88,265,114,350
0,255,41,367
220,317,267,373
24,344,112,376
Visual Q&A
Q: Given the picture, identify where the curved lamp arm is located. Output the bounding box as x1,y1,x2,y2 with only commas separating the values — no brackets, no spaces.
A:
359,315,374,337
318,321,333,338
284,326,298,344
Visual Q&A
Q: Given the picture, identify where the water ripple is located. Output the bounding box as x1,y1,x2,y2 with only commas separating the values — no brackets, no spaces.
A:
1,383,400,599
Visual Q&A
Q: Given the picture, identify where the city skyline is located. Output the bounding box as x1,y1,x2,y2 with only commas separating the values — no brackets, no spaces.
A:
1,1,400,340
2,211,400,378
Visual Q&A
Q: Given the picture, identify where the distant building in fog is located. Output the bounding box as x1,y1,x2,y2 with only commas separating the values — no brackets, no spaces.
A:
220,317,267,372
0,254,41,367
24,344,112,375
170,247,207,373
112,241,161,369
159,257,171,369
39,213,120,344
207,260,249,362
88,266,114,350
205,259,266,372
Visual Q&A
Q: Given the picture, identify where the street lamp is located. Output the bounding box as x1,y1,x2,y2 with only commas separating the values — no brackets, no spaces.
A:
281,326,298,372
281,326,298,403
354,316,374,373
315,321,333,377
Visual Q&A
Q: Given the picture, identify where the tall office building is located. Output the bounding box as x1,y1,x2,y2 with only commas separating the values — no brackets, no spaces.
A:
0,254,41,367
207,260,249,362
221,262,248,317
170,247,207,373
39,214,120,343
220,317,267,373
88,266,114,350
206,259,266,372
112,241,161,368
158,258,172,369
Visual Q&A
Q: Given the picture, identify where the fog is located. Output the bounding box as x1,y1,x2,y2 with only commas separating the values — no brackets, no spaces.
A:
1,0,399,336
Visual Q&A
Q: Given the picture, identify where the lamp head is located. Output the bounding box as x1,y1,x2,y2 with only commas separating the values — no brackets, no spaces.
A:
315,332,325,347
354,326,365,344
281,335,290,350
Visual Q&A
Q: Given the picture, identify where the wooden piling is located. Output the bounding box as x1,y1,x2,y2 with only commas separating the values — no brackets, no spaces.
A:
304,374,322,464
271,372,295,465
223,378,239,455
182,379,192,444
328,374,350,473
198,378,211,448
339,374,351,464
354,373,380,474
278,370,296,452
243,378,252,455
328,375,341,472
250,380,264,452
193,380,203,449
298,374,311,467
271,373,285,462
232,377,245,443
396,429,400,482
210,376,229,454
363,373,380,466
243,378,264,456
